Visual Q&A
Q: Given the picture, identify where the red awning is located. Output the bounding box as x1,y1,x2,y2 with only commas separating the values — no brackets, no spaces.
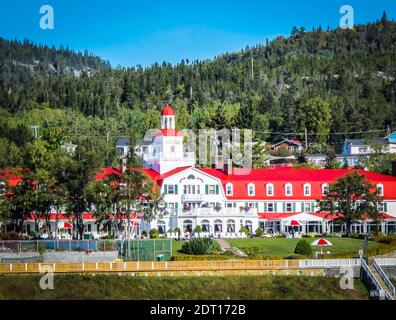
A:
63,222,73,229
289,220,301,226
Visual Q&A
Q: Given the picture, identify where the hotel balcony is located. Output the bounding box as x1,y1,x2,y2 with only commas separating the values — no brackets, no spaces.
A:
181,194,204,203
173,207,258,217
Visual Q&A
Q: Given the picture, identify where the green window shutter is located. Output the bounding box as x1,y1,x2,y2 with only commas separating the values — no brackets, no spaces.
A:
384,202,388,212
255,202,258,209
311,203,315,212
301,202,305,212
175,202,178,212
292,203,296,212
205,185,209,195
164,185,168,194
174,185,178,195
282,202,286,212
264,202,268,212
245,202,248,208
274,202,278,212
216,185,219,195
233,202,236,208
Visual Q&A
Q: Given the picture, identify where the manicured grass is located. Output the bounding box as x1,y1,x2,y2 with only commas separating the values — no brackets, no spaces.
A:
172,239,185,256
227,237,389,258
0,274,368,300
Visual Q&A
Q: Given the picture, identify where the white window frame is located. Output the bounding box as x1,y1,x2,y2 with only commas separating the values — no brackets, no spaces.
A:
303,183,311,196
266,183,274,196
247,183,255,197
285,183,293,197
377,184,384,196
225,183,233,196
322,183,329,195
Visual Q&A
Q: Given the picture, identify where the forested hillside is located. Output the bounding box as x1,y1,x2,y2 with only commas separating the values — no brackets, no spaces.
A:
0,15,395,169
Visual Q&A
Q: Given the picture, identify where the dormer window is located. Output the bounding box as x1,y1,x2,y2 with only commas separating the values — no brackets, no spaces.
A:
226,183,233,196
266,183,274,196
247,183,255,196
285,183,293,196
303,183,311,196
322,184,329,195
377,184,384,196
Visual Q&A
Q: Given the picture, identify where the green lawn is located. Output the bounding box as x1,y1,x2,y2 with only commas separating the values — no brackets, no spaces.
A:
0,274,368,300
227,237,389,258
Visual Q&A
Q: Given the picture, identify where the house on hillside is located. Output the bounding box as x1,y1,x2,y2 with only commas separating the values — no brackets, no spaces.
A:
271,139,304,153
338,129,396,167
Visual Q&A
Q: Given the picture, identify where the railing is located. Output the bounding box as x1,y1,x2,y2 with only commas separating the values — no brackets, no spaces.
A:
181,194,204,202
143,152,195,162
374,258,396,266
360,259,393,300
373,258,396,296
179,207,258,216
299,259,361,268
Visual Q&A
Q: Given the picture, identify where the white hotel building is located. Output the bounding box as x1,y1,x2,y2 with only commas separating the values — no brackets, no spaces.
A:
109,105,396,237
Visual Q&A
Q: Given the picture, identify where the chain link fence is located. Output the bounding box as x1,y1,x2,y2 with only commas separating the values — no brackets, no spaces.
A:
0,239,172,261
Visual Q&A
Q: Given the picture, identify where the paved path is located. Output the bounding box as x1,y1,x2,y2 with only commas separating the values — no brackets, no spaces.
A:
215,239,248,257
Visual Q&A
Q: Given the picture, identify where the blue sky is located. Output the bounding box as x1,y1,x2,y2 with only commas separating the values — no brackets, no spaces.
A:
0,0,395,67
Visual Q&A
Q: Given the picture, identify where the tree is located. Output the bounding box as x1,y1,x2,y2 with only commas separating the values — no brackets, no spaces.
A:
297,97,332,144
360,143,396,175
53,144,103,239
318,171,383,237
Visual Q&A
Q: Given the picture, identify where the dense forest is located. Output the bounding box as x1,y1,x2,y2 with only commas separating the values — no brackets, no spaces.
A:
0,14,395,170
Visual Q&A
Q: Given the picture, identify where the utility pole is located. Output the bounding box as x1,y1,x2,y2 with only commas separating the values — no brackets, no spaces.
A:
304,127,308,150
251,57,254,79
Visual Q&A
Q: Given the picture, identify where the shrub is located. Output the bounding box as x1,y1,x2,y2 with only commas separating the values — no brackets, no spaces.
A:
194,225,202,234
149,228,159,239
0,231,23,240
180,238,220,255
377,235,393,244
294,239,313,256
239,226,249,235
255,227,263,237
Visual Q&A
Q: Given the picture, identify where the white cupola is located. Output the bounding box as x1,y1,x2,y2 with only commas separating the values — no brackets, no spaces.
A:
161,104,176,129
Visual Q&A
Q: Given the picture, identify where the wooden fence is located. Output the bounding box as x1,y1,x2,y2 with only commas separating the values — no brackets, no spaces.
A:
0,259,360,274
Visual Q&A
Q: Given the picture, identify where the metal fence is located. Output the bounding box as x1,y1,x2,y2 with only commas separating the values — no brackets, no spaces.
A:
119,239,172,261
0,239,172,261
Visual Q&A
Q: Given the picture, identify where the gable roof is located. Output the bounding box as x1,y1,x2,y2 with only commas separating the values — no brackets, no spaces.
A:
272,139,303,147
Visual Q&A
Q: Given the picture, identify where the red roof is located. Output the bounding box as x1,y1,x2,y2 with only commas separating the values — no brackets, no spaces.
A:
161,104,175,116
0,168,23,187
198,167,396,200
259,212,396,221
155,128,183,137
